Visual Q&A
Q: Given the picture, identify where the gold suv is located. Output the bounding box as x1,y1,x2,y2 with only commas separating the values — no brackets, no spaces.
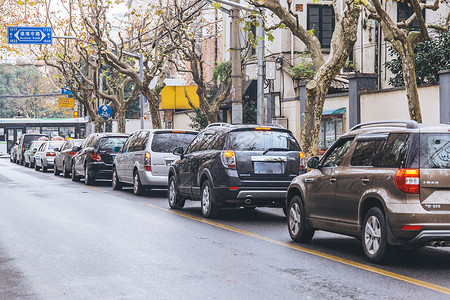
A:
286,120,450,263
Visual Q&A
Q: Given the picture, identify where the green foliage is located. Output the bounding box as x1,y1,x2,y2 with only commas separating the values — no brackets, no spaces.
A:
212,61,231,82
385,31,450,87
243,97,256,124
289,59,315,81
187,85,218,130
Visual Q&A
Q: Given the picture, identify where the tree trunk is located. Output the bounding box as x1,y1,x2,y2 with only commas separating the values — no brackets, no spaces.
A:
400,44,423,123
147,94,161,129
299,80,329,157
94,117,104,133
116,108,127,133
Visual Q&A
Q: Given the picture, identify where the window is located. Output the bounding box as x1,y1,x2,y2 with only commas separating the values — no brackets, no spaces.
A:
318,115,344,152
378,133,409,168
129,131,148,152
185,133,205,154
97,137,128,152
322,138,354,168
227,130,300,151
410,133,450,169
397,0,424,31
307,4,335,48
151,132,197,153
350,140,385,166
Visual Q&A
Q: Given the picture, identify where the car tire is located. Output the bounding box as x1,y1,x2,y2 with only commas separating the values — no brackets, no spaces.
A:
42,161,47,172
24,160,29,168
62,162,70,178
201,180,220,218
112,168,122,191
84,166,94,185
168,176,185,209
287,195,315,243
54,164,60,176
71,163,80,182
34,161,40,171
362,207,396,264
133,171,143,196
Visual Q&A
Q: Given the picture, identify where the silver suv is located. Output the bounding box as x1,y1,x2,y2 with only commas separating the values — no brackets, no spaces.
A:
286,120,450,263
112,129,198,195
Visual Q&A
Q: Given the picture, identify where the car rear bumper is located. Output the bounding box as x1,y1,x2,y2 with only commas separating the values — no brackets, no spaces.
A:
213,187,288,208
88,162,113,179
139,170,168,188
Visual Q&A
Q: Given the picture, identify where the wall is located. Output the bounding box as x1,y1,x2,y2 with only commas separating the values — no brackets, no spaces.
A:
173,111,196,130
360,85,440,124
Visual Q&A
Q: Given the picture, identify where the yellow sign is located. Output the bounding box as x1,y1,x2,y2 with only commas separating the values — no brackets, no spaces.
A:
160,86,199,109
59,97,75,108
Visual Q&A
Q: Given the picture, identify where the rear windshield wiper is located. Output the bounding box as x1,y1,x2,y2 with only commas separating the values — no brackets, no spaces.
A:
263,148,290,155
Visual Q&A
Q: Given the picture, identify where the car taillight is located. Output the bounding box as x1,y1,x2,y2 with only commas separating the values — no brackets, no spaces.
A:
90,153,103,162
46,152,56,157
144,152,151,171
394,169,419,194
221,150,236,169
33,150,37,154
254,127,271,131
68,151,77,157
22,145,25,153
299,151,306,171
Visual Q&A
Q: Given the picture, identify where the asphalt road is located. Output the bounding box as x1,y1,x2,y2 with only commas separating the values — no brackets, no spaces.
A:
0,157,449,299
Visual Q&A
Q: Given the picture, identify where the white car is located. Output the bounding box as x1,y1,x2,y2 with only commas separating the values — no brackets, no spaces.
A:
34,140,65,172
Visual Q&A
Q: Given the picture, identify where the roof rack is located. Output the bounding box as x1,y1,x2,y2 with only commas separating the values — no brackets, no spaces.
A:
205,122,232,128
350,120,418,131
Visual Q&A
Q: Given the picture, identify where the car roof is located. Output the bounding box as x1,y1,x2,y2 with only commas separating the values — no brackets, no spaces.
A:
346,120,450,137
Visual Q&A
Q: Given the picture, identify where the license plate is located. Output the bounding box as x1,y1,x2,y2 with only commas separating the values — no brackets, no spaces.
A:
254,162,283,174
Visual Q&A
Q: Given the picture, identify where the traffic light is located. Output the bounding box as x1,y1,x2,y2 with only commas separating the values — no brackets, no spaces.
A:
73,111,79,118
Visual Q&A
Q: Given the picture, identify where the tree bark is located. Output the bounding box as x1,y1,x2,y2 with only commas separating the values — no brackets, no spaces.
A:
116,109,127,133
400,43,422,122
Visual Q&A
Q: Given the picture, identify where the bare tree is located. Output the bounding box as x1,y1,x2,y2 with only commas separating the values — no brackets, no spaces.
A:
247,0,360,156
364,0,446,123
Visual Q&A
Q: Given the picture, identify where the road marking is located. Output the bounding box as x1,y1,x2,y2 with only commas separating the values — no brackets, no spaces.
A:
84,185,105,193
140,202,450,295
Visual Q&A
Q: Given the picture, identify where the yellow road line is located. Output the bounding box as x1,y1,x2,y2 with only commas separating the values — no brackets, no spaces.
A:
83,185,105,193
140,202,450,295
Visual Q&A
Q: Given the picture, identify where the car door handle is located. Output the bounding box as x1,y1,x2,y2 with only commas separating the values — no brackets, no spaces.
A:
305,178,314,183
330,177,337,183
362,178,370,184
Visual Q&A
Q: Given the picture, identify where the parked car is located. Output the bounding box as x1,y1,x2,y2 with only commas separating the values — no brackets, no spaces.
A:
9,140,19,163
16,133,49,165
112,129,198,195
168,123,306,218
71,133,129,185
24,139,48,168
286,120,450,264
34,140,65,172
53,139,84,177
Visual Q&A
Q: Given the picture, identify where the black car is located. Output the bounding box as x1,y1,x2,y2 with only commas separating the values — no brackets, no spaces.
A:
71,133,128,185
168,123,306,218
53,139,84,178
16,133,48,165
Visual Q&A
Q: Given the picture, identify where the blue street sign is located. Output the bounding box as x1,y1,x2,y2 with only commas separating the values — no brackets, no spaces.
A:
62,88,72,95
98,105,112,120
7,27,52,44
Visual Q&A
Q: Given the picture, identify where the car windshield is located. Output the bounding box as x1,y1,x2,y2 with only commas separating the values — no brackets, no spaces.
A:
417,133,450,169
48,142,64,150
73,140,83,147
227,130,300,151
24,135,46,148
151,132,197,153
98,137,128,152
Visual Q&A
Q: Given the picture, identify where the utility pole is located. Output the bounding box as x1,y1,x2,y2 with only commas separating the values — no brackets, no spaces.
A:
231,0,243,124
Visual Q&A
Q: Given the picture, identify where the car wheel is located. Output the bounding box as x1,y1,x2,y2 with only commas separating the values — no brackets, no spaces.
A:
42,161,47,172
34,161,40,171
24,160,29,168
168,176,185,209
362,207,396,264
201,180,220,218
62,162,70,178
288,195,315,243
112,168,122,191
71,163,80,182
84,166,94,185
54,164,60,176
133,171,143,195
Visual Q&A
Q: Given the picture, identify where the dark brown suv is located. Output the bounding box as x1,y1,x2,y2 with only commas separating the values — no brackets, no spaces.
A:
286,120,450,263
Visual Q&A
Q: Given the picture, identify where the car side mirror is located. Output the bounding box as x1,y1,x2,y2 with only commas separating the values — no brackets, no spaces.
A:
173,146,184,158
307,156,320,169
33,148,37,151
54,148,60,152
113,146,121,153
72,146,81,152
